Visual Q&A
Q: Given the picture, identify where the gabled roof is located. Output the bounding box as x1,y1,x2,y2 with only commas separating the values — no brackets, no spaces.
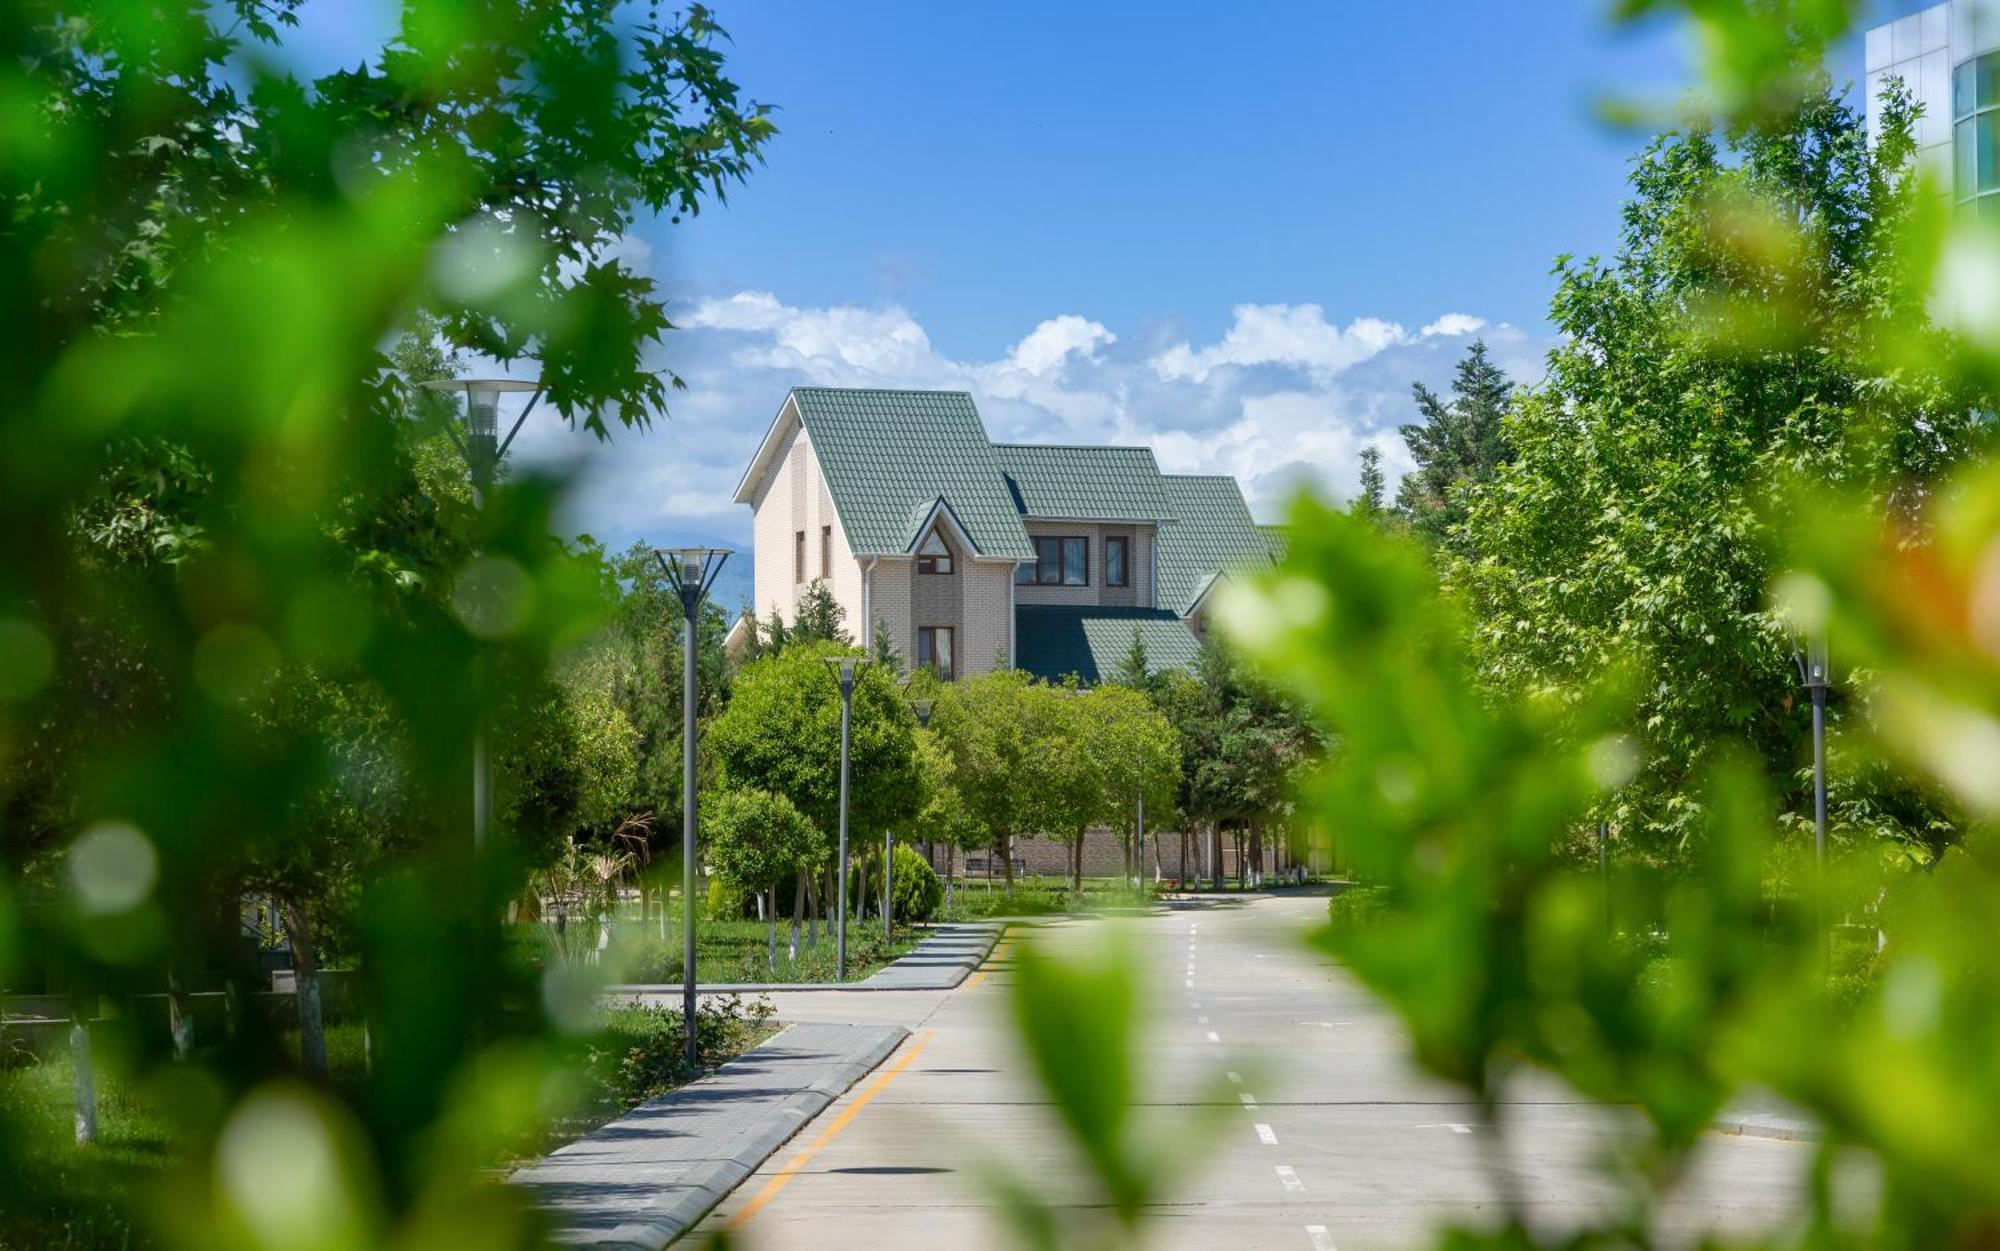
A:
992,444,1171,522
1014,606,1203,684
780,389,1034,559
1155,475,1277,615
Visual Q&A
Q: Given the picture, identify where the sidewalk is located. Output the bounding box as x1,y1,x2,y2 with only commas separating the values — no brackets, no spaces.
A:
513,1021,910,1249
604,921,1002,996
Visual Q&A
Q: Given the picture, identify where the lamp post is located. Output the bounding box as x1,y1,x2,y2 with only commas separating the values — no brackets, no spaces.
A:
418,378,542,857
1793,630,1830,871
822,656,870,980
656,546,731,1068
896,694,936,940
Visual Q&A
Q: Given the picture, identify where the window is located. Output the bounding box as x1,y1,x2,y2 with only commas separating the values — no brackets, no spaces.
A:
794,530,806,583
1105,536,1129,588
917,626,955,678
916,529,954,575
1954,52,2000,209
820,525,832,578
1025,535,1089,586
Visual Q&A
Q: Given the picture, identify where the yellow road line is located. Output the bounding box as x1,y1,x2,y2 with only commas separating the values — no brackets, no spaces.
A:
726,1029,934,1229
964,938,1014,990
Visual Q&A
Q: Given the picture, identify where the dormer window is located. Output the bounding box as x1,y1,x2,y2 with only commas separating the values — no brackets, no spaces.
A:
916,528,954,575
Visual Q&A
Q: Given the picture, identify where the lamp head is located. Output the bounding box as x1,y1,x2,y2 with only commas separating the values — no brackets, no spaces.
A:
821,654,868,692
653,546,731,620
911,697,935,728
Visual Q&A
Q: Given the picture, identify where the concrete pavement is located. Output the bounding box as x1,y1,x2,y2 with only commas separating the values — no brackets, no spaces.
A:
702,894,1813,1250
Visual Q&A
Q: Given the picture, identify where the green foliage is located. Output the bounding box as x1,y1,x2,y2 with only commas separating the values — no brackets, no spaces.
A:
703,786,824,898
1354,445,1387,517
889,845,942,922
1448,80,1988,861
0,1,774,1243
706,645,922,848
1393,340,1512,547
791,580,850,646
586,998,775,1108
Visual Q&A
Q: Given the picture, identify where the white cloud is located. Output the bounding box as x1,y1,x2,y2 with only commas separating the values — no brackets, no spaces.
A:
1421,312,1488,337
1150,303,1409,383
512,289,1545,560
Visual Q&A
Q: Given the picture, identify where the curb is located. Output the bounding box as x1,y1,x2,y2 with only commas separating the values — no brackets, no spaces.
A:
1713,1111,1820,1142
519,1023,909,1249
606,922,1004,997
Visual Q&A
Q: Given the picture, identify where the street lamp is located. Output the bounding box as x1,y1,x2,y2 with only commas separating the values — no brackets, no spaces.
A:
419,378,542,856
656,546,732,1068
822,655,870,980
1793,629,1830,871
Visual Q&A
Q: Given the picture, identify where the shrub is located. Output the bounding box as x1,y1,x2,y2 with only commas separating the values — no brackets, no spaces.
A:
1326,883,1392,930
586,996,775,1107
892,845,942,922
706,877,758,921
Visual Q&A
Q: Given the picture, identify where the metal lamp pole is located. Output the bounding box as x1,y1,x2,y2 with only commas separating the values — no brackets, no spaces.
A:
657,546,731,1067
823,656,869,981
419,377,543,856
1793,631,1830,871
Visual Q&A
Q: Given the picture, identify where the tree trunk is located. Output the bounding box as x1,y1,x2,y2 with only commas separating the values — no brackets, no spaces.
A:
69,993,96,1145
790,871,805,961
946,845,957,917
1070,828,1084,893
767,887,778,974
807,873,819,950
1000,830,1015,891
281,896,327,1076
166,959,194,1059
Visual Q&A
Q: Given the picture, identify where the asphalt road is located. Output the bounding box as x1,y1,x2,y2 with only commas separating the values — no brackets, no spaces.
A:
701,893,1810,1250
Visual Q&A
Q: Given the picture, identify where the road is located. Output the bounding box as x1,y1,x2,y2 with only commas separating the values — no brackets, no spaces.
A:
700,893,1809,1250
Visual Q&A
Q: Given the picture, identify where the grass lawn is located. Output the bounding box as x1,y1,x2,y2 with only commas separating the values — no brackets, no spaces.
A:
0,998,777,1248
531,897,929,985
939,875,1165,920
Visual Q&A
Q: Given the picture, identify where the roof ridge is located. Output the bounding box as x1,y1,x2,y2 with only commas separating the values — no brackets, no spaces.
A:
791,385,975,398
992,441,1159,453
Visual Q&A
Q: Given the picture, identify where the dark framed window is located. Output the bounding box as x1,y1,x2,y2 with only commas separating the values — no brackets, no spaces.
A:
917,626,955,678
1028,536,1088,586
820,525,832,578
794,530,806,583
916,529,954,575
1105,536,1129,588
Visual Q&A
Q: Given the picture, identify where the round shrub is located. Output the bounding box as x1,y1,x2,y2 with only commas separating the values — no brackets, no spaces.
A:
891,845,942,922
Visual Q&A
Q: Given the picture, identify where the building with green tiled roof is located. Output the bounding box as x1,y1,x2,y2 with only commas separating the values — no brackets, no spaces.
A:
731,387,1276,684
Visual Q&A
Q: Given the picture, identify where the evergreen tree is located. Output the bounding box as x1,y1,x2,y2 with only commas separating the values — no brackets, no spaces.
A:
762,608,790,657
1111,625,1153,692
872,616,903,668
1355,447,1387,517
1395,340,1513,548
792,579,850,645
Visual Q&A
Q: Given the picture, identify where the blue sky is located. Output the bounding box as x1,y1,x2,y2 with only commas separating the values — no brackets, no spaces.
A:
287,1,1926,601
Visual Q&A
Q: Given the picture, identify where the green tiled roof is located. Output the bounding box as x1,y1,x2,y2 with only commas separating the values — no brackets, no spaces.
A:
1015,606,1203,684
790,388,1035,560
992,444,1171,521
1156,475,1277,614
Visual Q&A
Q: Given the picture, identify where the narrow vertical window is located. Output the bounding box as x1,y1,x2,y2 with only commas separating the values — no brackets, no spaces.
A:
1106,536,1128,588
794,530,806,583
917,627,956,678
1061,537,1088,586
821,525,832,578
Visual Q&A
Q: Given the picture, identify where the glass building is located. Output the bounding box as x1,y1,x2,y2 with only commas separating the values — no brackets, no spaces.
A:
1865,1,2000,217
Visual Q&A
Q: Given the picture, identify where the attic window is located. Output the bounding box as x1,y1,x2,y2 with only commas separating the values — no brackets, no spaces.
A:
916,528,954,575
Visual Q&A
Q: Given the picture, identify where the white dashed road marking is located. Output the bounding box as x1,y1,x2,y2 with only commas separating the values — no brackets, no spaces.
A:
1239,1092,1258,1107
1206,1031,1220,1042
1275,1165,1304,1193
1226,1071,1242,1084
1417,1123,1474,1134
1306,1225,1337,1251
1255,1122,1277,1145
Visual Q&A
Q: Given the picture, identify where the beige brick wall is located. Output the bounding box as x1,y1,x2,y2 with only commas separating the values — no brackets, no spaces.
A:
867,558,912,664
747,404,864,633
962,560,1015,675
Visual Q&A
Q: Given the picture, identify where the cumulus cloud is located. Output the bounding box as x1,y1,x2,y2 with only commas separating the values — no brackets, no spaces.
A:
511,289,1544,564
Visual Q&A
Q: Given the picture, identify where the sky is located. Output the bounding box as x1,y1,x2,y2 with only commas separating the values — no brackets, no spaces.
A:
286,0,1930,604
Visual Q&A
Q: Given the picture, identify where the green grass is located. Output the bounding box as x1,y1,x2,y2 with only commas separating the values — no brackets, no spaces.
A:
939,875,1164,920
0,1000,777,1247
529,901,928,985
